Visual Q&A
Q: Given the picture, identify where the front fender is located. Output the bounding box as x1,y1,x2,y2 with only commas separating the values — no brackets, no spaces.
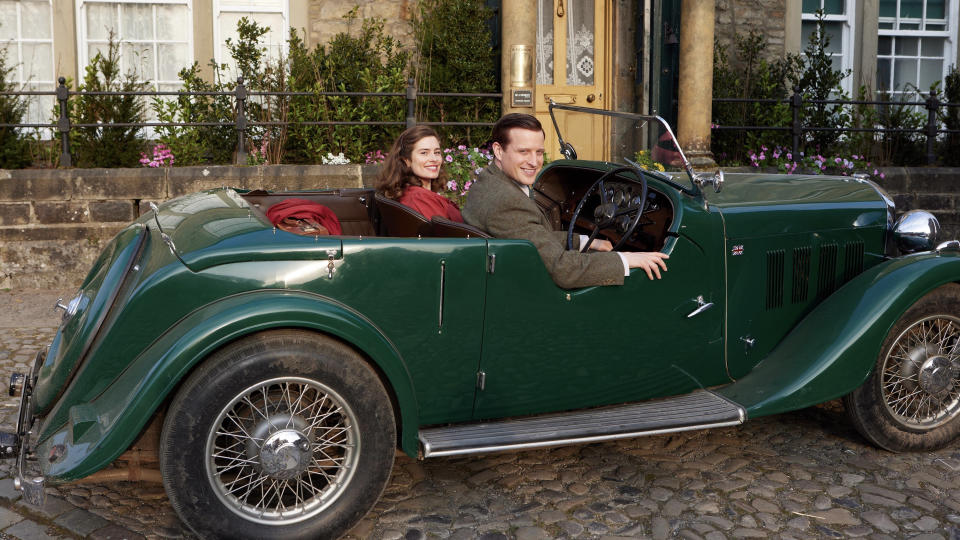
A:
718,250,960,417
37,290,420,481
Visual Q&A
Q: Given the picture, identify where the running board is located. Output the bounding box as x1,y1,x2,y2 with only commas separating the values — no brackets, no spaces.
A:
419,391,745,458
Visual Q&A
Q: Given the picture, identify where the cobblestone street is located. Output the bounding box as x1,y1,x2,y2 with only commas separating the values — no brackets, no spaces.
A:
0,290,958,539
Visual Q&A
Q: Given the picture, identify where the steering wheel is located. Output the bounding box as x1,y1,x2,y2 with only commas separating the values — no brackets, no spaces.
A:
566,166,648,252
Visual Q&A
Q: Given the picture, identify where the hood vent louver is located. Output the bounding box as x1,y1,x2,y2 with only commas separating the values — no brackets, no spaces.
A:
792,246,811,304
843,241,864,283
766,250,785,310
817,243,838,299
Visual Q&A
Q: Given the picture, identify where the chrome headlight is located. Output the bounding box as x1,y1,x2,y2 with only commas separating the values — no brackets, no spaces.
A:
894,210,941,253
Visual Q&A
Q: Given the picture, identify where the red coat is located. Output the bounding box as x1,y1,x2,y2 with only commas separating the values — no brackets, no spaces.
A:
398,186,464,222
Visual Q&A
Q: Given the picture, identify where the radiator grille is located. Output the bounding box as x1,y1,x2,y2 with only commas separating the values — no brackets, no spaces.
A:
792,246,811,304
766,250,785,310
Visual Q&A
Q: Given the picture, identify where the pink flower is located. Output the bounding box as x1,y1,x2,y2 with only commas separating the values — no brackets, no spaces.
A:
445,155,453,163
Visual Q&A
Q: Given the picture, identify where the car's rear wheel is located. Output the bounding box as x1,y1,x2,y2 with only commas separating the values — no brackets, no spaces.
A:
844,284,960,451
160,330,396,539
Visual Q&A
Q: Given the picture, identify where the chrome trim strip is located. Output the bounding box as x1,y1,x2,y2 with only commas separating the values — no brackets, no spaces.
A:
438,260,446,330
421,419,745,458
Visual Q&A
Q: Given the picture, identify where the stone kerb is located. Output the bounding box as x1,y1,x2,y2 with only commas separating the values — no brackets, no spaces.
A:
0,164,365,289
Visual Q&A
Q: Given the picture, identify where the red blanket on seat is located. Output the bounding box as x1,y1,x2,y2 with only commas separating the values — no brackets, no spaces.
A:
265,198,343,235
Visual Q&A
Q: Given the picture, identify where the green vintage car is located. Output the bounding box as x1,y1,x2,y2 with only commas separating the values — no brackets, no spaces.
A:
4,106,960,539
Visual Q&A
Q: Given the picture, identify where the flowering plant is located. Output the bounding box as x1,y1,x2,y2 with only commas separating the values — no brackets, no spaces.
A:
632,150,666,172
748,145,885,182
442,145,493,206
247,138,268,166
364,150,386,164
321,152,351,165
139,144,175,168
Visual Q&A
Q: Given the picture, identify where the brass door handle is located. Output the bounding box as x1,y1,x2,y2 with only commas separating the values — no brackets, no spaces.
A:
586,94,596,103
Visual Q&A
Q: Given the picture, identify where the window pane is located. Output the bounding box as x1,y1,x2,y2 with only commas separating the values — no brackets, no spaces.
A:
536,0,554,85
22,42,52,81
877,58,892,91
87,3,117,41
878,36,893,55
802,0,820,13
918,59,942,90
158,43,189,80
920,37,943,57
823,21,843,54
0,2,18,40
565,0,594,85
22,1,51,40
894,58,918,89
157,5,189,41
823,0,844,15
926,23,945,31
927,0,946,18
122,3,152,40
896,37,919,55
879,0,896,17
900,22,920,29
123,42,154,80
879,21,895,29
88,43,108,62
901,0,923,18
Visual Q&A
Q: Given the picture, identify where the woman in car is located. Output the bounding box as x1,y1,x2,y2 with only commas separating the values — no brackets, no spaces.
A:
375,126,464,222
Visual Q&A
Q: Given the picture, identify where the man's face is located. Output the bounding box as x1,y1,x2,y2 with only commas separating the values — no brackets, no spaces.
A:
493,127,545,186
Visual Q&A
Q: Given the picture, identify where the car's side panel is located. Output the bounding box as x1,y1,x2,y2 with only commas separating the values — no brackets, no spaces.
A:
473,195,729,419
718,250,960,416
36,290,423,481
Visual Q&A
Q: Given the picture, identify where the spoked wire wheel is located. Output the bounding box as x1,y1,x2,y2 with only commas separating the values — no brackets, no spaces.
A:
881,315,960,430
206,376,360,525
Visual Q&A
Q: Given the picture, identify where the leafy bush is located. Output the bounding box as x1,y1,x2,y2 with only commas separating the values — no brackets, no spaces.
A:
411,0,499,146
283,13,409,164
0,44,31,168
712,32,801,164
942,66,960,166
65,36,148,168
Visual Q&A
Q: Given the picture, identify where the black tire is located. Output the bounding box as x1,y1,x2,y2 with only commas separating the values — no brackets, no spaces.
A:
160,330,396,540
844,284,960,452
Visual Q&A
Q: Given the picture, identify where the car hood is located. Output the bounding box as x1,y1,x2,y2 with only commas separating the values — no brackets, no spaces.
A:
152,189,342,270
706,173,888,239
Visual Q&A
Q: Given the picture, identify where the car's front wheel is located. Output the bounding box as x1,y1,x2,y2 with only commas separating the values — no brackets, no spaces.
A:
160,330,396,539
844,284,960,451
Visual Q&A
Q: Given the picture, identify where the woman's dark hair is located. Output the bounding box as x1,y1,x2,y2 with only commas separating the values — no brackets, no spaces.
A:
491,113,544,148
375,126,448,199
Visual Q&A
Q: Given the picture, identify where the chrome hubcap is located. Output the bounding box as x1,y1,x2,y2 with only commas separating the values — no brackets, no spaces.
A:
882,315,960,429
206,377,360,525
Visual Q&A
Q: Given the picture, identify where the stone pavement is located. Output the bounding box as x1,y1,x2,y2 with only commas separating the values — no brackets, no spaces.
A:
0,290,958,539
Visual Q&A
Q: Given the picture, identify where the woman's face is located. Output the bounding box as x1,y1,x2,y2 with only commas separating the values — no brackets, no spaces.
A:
404,136,442,186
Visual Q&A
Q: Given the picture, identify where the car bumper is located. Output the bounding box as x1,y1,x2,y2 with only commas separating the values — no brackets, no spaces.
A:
2,349,47,506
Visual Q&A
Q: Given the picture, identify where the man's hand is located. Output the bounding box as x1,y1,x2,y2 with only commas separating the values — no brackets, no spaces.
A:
623,251,669,280
588,239,613,252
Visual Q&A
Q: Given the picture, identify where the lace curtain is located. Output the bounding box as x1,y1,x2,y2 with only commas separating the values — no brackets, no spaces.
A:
536,1,595,86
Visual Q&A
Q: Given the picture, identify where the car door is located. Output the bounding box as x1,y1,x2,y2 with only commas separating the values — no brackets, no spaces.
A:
472,202,729,420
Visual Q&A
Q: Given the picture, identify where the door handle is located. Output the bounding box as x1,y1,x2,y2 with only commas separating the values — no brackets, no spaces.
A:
686,295,714,318
586,93,596,103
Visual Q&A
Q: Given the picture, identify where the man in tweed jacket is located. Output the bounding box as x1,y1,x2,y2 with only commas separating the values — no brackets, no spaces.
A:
463,114,669,289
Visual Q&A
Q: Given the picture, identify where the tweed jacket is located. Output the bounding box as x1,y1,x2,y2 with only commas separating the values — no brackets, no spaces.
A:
462,164,624,288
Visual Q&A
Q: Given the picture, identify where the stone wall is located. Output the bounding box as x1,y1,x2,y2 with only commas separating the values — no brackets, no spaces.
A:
1,165,958,290
714,0,787,61
308,0,413,49
0,165,372,290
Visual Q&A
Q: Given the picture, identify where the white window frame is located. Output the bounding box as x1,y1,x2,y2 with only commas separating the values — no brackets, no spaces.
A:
877,0,958,97
212,0,289,82
801,0,856,95
76,0,194,91
0,0,55,126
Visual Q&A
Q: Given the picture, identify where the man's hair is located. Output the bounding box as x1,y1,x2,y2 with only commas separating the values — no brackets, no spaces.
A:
491,113,544,148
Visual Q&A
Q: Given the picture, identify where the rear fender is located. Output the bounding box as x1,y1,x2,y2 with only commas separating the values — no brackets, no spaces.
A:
718,250,960,417
37,290,419,481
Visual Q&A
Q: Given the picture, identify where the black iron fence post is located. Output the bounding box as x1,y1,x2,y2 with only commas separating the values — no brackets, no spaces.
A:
235,77,247,165
406,78,417,129
925,93,939,165
56,77,71,167
791,86,802,159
